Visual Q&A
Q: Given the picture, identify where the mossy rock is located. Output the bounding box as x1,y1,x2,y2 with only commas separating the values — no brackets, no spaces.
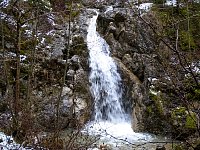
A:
171,107,198,140
186,87,200,101
171,107,198,129
144,92,170,134
171,107,186,117
69,36,87,57
174,144,185,150
185,111,198,129
149,92,164,116
146,106,153,114
171,107,186,127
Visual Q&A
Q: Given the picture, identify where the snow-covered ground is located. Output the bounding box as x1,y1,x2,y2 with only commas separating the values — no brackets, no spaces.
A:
190,62,200,73
185,61,200,77
138,3,153,11
137,3,153,15
0,0,9,8
105,6,113,14
165,0,177,6
0,132,25,150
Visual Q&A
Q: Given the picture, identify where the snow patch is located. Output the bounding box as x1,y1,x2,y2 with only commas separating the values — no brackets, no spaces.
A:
138,3,153,11
0,132,24,150
0,12,16,25
185,62,200,77
0,0,9,8
165,0,177,6
191,62,200,73
150,89,160,96
105,6,113,14
46,30,56,36
47,14,56,26
7,52,27,62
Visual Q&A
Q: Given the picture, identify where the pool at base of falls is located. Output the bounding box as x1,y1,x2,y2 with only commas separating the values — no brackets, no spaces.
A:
83,121,152,144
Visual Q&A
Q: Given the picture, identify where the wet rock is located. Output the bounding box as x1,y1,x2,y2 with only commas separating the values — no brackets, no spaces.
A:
156,145,166,150
170,107,199,139
97,8,156,57
122,53,145,81
114,57,146,131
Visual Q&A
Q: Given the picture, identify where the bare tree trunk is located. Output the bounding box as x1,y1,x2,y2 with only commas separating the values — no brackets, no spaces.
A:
12,1,22,129
1,9,8,96
25,3,39,134
175,25,179,52
187,2,190,52
54,1,73,148
15,16,21,119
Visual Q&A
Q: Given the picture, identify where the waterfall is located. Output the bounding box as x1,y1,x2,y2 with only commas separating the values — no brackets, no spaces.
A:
87,10,126,123
84,10,152,144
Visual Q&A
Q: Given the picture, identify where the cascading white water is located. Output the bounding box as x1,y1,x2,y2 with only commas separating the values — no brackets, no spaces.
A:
84,10,152,145
87,10,126,123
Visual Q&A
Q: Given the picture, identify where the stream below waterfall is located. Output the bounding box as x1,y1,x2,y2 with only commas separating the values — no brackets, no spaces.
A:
82,9,170,150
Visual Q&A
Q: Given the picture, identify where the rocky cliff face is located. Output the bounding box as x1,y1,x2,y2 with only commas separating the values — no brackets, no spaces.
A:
31,8,98,130
95,4,200,140
0,6,96,134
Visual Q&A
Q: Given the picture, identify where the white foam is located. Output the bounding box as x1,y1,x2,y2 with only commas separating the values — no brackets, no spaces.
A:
84,121,152,144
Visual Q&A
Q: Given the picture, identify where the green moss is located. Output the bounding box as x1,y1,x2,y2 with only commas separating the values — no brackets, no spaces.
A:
171,107,197,130
70,36,87,57
195,89,200,95
149,92,164,115
174,144,184,150
171,107,185,116
186,87,200,101
172,107,186,115
146,106,153,114
180,31,196,51
185,112,197,129
72,10,80,18
171,107,186,126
